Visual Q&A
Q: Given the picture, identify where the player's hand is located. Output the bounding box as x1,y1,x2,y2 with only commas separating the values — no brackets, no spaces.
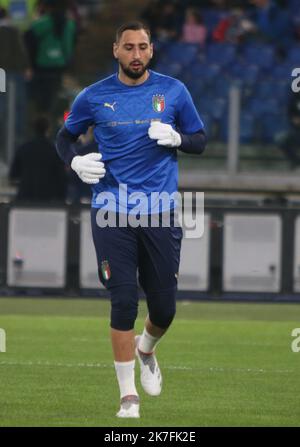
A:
71,153,106,184
148,121,181,148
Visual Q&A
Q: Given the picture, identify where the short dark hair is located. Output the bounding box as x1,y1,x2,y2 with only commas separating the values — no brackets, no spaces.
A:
115,21,151,43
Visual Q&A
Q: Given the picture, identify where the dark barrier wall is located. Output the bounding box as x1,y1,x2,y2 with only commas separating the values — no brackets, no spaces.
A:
0,200,299,301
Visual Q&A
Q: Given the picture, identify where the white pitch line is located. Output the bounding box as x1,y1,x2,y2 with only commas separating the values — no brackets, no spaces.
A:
0,360,295,374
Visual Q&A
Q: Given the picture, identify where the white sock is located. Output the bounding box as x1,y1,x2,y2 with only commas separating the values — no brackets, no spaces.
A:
114,360,138,399
138,328,161,354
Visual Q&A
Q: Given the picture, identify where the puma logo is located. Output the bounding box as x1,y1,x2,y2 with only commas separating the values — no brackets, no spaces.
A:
104,101,116,111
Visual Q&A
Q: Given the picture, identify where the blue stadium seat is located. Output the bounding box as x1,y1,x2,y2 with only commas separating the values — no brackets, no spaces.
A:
275,81,291,103
154,62,183,78
189,63,221,85
185,80,206,100
256,80,290,103
289,0,300,15
286,45,300,65
242,44,275,70
213,77,231,98
206,43,236,67
229,63,260,87
239,113,255,144
272,62,296,81
195,96,210,116
195,95,227,122
245,97,281,118
164,42,199,67
220,111,255,143
199,113,212,138
209,97,227,121
255,80,276,99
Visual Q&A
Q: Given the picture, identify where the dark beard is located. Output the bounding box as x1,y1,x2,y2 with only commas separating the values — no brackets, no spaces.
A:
119,60,151,80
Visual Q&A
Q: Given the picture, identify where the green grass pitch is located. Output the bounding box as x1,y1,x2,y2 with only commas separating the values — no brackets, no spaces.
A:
0,297,300,427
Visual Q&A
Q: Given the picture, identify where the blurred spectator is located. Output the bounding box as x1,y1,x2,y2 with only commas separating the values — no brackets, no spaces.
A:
24,0,76,114
210,0,229,10
293,17,300,42
0,7,31,75
276,93,300,169
153,1,181,42
61,73,82,101
140,0,160,38
37,0,82,31
0,6,31,144
9,116,67,201
212,7,255,44
65,0,82,31
0,0,38,30
181,8,207,46
249,0,292,49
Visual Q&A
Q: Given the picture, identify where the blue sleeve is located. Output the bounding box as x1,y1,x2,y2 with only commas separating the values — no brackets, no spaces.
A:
65,88,94,136
175,84,204,134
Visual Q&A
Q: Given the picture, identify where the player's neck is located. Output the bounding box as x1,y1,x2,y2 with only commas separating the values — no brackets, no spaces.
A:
118,69,150,86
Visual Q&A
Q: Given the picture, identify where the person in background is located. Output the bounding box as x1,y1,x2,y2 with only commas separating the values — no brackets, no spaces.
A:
249,0,292,50
210,0,229,11
9,116,67,201
140,0,160,39
181,8,207,47
24,0,76,114
0,0,38,30
0,6,31,145
37,0,82,31
153,1,181,43
212,6,255,44
293,16,300,42
0,6,31,78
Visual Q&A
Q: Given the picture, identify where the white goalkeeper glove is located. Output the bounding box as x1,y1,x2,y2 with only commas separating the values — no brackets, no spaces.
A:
71,153,106,184
148,121,182,148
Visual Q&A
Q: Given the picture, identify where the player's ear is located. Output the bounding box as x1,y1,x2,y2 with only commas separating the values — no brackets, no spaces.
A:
113,42,118,59
150,42,154,59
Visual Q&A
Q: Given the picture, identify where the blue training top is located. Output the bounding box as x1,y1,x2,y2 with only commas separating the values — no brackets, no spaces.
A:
65,69,204,213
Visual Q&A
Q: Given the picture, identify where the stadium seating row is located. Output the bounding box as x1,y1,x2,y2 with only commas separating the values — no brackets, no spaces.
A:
155,42,297,143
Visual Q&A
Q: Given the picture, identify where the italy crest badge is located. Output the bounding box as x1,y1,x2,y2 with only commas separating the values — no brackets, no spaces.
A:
152,95,165,113
101,260,111,281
